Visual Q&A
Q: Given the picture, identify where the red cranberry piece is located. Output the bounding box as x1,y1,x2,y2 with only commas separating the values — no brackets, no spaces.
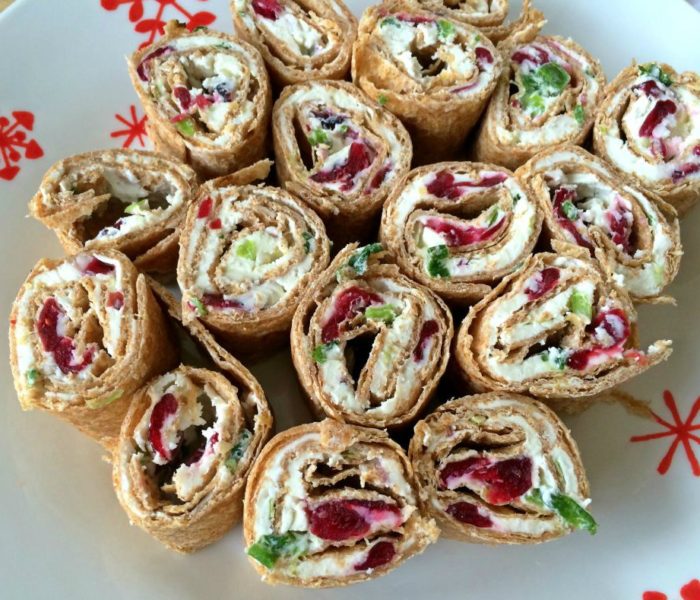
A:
440,456,489,488
511,46,549,66
440,456,533,504
307,500,401,541
606,198,632,253
252,0,283,20
367,163,391,192
446,502,493,528
354,541,396,572
136,46,172,82
185,432,219,466
633,80,662,98
310,142,375,192
195,95,213,109
475,47,493,68
524,267,560,301
208,218,222,230
149,393,179,461
551,186,594,251
36,298,94,374
82,257,115,275
423,214,505,247
202,294,243,310
197,197,213,219
321,286,383,343
396,13,434,24
672,162,700,183
413,319,439,362
426,170,507,199
567,309,630,370
173,86,192,111
107,291,124,310
639,100,677,138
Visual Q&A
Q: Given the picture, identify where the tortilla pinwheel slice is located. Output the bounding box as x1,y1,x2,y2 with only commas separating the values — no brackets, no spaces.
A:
454,250,672,405
231,0,357,87
128,21,271,178
352,2,502,164
593,62,700,216
380,161,542,306
29,149,198,273
244,419,439,587
516,144,682,302
9,250,176,448
410,392,595,543
273,79,412,244
474,34,606,170
291,243,453,429
113,283,273,553
178,161,331,359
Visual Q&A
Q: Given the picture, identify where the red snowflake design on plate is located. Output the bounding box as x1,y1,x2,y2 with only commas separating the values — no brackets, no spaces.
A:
643,578,700,600
0,111,44,181
630,390,700,476
111,105,148,149
101,0,217,49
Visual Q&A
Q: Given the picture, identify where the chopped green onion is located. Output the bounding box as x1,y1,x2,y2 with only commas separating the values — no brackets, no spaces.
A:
124,198,149,215
194,25,208,31
26,368,40,387
573,103,585,126
426,245,450,279
175,117,196,136
247,532,310,569
550,493,597,534
524,488,545,507
225,429,252,472
302,231,313,253
639,63,672,87
307,128,329,146
190,297,208,317
236,239,257,261
87,389,123,410
520,62,570,115
338,124,349,135
568,290,592,320
561,200,579,221
380,16,399,28
365,304,400,324
487,208,500,227
312,341,338,364
437,19,455,40
512,192,522,205
346,243,382,276
377,94,388,106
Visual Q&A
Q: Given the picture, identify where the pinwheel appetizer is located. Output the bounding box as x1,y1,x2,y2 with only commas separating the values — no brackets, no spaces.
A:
113,282,273,553
273,80,412,244
178,161,331,358
474,34,605,170
291,243,453,429
380,161,542,306
244,419,439,587
593,62,700,216
128,20,271,178
231,0,357,86
517,144,681,302
29,150,198,273
410,393,595,543
454,251,672,404
352,2,502,163
9,251,175,448
405,0,544,43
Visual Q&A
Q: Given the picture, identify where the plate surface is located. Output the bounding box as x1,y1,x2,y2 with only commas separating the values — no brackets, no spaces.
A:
1,1,699,598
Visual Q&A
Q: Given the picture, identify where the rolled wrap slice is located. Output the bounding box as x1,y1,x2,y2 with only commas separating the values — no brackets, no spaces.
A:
291,243,453,429
404,0,544,43
128,20,271,179
178,161,331,358
273,80,412,244
454,251,672,403
231,0,357,87
9,250,176,448
352,2,502,164
474,34,606,170
29,150,198,273
517,144,681,302
113,283,273,553
244,419,439,587
593,62,700,216
410,392,595,543
380,161,542,305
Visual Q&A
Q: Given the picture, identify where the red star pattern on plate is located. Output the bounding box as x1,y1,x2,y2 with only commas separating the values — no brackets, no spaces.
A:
0,110,44,181
111,105,148,148
643,579,700,600
630,390,700,476
101,0,217,48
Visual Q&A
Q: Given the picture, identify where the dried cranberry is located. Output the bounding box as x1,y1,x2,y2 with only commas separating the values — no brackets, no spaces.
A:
173,86,191,111
413,319,439,362
551,186,593,250
475,47,493,68
197,197,213,219
426,170,507,199
423,215,505,247
252,0,283,20
672,162,700,183
149,393,179,461
639,99,677,138
307,500,401,541
367,163,391,192
208,218,222,230
396,13,434,24
511,46,549,66
321,286,383,343
524,268,560,301
354,541,396,571
606,198,632,252
202,294,243,310
310,142,375,192
107,291,124,310
567,309,630,371
137,46,172,82
633,80,662,98
36,298,94,374
82,257,115,275
440,456,533,504
446,502,493,528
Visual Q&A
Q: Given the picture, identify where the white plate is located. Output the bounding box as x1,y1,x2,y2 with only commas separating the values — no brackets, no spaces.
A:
1,1,699,598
